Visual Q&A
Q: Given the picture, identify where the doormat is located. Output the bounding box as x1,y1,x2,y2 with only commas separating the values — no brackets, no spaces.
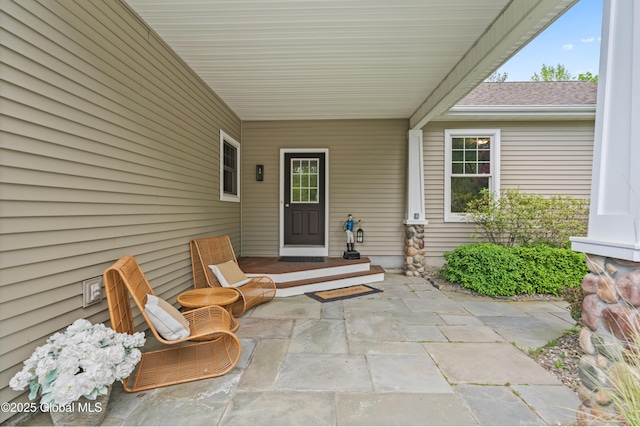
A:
278,256,325,262
306,285,383,303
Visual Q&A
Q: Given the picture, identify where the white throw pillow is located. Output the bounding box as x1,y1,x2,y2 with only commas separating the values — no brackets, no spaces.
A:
144,294,190,340
208,260,251,288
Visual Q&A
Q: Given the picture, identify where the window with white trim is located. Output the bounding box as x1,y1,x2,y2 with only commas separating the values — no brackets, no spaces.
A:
444,129,500,222
220,131,240,202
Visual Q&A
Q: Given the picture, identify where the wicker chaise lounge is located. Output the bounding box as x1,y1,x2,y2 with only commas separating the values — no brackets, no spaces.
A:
190,235,276,316
103,255,241,392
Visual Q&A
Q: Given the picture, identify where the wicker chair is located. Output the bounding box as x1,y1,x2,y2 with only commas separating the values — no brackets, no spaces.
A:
103,255,241,392
190,235,276,316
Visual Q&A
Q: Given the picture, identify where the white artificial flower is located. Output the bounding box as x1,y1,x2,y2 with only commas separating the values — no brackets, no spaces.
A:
9,369,33,390
66,319,92,334
9,319,145,406
50,372,85,406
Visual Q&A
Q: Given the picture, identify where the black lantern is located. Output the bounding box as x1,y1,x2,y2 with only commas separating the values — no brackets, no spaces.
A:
356,227,364,243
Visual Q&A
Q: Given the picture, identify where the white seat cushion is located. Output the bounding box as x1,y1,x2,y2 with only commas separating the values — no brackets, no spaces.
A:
208,260,251,288
144,294,190,340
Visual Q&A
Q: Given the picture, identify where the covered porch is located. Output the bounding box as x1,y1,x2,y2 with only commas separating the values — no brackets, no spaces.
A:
3,0,640,424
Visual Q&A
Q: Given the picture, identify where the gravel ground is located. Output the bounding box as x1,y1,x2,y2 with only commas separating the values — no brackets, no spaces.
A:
424,268,583,392
529,330,582,391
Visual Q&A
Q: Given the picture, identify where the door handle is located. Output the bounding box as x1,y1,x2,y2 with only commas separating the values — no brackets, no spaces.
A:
285,204,289,207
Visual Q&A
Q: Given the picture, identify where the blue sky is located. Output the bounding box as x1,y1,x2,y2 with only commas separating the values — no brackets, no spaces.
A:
495,0,603,81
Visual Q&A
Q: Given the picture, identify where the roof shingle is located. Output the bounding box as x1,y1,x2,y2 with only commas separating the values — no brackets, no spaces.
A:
457,81,597,106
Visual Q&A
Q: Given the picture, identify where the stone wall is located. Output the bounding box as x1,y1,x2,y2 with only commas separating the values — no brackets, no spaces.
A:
577,255,640,425
404,224,426,276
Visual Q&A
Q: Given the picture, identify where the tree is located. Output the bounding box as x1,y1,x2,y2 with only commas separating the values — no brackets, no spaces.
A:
577,71,598,82
531,63,573,81
486,71,508,82
531,63,598,82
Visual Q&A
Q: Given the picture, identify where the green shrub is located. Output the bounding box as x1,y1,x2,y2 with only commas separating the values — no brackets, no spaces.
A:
464,188,589,248
440,243,588,297
561,282,585,322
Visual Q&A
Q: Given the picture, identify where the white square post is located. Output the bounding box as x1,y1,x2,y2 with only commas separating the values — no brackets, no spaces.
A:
405,129,427,225
571,0,640,261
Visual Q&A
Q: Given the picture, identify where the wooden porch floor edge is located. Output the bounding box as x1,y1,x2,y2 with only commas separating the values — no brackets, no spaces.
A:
237,256,372,275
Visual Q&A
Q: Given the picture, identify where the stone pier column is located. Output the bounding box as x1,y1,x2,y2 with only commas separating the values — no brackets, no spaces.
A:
576,255,640,425
404,224,426,276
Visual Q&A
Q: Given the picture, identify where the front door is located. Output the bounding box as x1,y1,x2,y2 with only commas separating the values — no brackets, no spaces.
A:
283,152,326,246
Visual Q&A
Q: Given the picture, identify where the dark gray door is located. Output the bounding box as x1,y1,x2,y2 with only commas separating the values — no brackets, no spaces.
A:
284,153,325,246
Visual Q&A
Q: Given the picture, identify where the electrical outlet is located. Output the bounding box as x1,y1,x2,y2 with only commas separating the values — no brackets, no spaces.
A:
83,276,103,307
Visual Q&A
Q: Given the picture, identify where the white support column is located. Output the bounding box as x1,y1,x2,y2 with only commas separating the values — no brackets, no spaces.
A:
571,0,640,262
404,129,428,225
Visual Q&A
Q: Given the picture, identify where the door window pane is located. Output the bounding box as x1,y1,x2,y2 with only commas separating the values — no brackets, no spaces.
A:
291,158,319,203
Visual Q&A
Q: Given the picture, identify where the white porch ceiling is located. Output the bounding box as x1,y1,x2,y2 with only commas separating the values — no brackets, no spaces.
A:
124,0,577,122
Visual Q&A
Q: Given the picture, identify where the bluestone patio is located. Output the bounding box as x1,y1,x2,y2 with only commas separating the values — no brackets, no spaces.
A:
23,273,580,426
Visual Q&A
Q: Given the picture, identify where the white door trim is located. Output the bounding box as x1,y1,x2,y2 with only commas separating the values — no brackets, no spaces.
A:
279,148,329,256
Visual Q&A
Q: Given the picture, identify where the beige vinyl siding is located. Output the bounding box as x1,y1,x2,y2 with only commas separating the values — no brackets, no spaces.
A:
242,119,408,258
0,1,240,419
423,120,594,266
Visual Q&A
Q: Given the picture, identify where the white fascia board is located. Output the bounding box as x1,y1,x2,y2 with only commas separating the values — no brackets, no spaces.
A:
409,0,579,130
443,105,596,118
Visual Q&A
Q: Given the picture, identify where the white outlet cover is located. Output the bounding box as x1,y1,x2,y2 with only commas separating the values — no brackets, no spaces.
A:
83,276,103,307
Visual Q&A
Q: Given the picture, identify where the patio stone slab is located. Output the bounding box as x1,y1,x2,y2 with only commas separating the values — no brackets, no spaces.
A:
407,282,439,292
512,385,581,426
321,300,344,319
277,354,372,391
236,338,257,369
550,309,576,324
345,311,403,342
400,324,448,342
289,319,348,354
506,301,570,312
529,311,577,330
454,385,545,426
392,311,442,325
479,315,554,330
441,291,496,302
403,297,466,314
438,325,505,343
378,285,419,299
423,342,562,385
104,382,150,421
342,297,409,313
237,339,288,391
235,318,294,339
459,301,530,317
121,373,243,425
336,393,477,426
439,313,485,326
152,372,242,403
493,327,568,352
367,354,452,393
220,391,336,426
249,297,321,319
123,397,227,426
348,341,428,355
